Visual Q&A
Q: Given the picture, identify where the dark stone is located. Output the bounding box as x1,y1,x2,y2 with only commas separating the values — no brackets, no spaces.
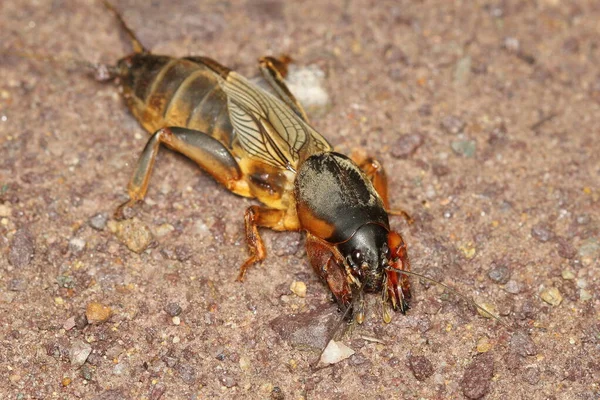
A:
391,133,424,158
269,304,338,350
164,302,182,317
510,331,537,357
488,262,511,284
8,228,35,268
460,353,494,399
407,355,434,381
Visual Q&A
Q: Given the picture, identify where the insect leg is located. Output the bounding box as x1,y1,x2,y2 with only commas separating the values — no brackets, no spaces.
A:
305,233,353,313
115,126,249,219
258,56,310,122
237,206,300,281
351,152,413,223
386,232,412,314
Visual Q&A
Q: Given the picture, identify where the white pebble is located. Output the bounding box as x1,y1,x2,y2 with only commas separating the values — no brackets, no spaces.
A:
319,340,355,365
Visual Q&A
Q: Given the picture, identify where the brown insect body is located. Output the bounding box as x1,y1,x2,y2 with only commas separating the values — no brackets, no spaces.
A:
108,3,411,323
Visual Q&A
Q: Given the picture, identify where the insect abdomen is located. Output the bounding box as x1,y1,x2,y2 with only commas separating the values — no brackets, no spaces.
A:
118,54,234,146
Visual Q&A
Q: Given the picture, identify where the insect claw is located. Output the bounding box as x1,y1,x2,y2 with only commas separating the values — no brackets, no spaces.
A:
382,301,392,324
354,289,365,324
389,287,398,310
114,199,139,220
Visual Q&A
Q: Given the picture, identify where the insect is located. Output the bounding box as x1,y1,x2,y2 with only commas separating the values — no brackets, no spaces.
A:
101,2,412,324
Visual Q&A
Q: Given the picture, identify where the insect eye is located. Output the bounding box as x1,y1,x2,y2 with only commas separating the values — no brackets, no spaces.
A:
351,249,363,265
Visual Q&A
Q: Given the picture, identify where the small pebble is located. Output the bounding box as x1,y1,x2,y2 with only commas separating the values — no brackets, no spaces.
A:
561,270,575,280
172,316,181,326
8,228,35,268
476,337,492,353
61,377,72,387
540,287,563,306
164,302,182,317
320,340,355,365
391,133,424,158
75,313,88,329
113,362,127,375
407,355,434,381
63,316,76,331
270,386,285,400
451,139,476,158
290,281,307,298
432,164,450,177
488,263,511,284
523,365,540,385
556,238,577,259
578,238,600,258
239,356,251,371
461,353,494,399
441,115,466,135
69,238,86,254
503,280,521,294
503,36,520,52
114,218,153,253
80,364,93,381
575,214,590,225
531,223,554,243
175,363,196,384
89,213,108,230
576,278,587,289
155,223,175,237
70,339,92,366
510,331,537,356
56,275,75,289
7,278,27,292
580,289,592,302
0,204,12,217
285,64,331,117
86,302,112,324
220,375,237,388
149,384,166,400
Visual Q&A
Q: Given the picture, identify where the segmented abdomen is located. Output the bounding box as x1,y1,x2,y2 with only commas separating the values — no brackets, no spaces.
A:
118,54,234,147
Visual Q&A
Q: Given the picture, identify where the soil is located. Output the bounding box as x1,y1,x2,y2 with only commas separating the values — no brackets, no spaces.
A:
1,1,599,399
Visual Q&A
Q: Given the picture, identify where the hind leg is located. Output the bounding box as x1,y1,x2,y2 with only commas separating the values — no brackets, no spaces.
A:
115,126,250,219
258,55,310,123
350,152,413,223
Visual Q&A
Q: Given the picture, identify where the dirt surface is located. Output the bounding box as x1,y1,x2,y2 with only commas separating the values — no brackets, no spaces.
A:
1,0,600,399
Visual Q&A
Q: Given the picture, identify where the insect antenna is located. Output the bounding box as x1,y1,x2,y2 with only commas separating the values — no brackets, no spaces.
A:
6,44,119,82
102,0,147,54
386,267,512,329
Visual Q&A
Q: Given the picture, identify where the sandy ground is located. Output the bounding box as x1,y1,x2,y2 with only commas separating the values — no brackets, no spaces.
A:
1,0,600,399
